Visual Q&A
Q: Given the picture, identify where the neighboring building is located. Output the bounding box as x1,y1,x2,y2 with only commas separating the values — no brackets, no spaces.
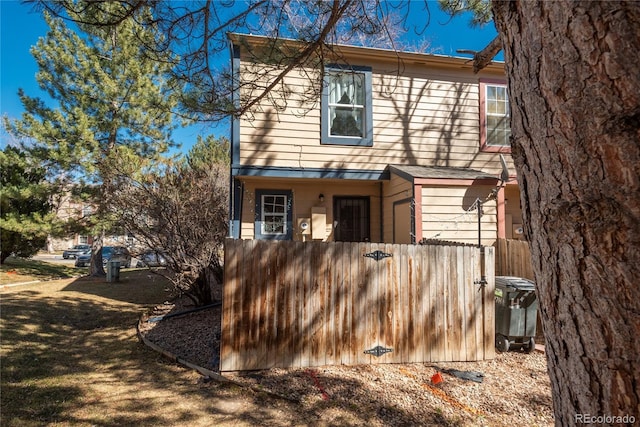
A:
228,34,525,246
47,192,92,251
48,192,135,252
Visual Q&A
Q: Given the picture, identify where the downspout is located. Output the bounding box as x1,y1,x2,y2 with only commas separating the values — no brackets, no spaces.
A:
228,39,242,239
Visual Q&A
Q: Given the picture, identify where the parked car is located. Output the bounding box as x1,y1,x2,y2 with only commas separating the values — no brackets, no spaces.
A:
62,244,91,259
75,246,132,268
135,250,168,268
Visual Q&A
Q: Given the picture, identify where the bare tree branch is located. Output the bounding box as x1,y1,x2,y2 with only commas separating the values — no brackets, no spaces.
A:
473,35,502,73
32,0,430,122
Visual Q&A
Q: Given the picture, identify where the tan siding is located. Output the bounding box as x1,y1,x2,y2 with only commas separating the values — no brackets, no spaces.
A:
239,178,382,242
238,56,510,176
420,185,497,245
382,172,413,243
394,202,413,244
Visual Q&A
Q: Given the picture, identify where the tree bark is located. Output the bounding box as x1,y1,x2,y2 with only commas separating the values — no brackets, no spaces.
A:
90,234,105,277
491,1,640,424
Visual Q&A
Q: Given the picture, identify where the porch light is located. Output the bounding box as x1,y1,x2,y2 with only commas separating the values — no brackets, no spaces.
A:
319,194,325,202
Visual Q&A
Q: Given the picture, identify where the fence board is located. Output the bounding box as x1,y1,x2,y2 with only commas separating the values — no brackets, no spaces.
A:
220,236,237,372
494,239,534,280
243,239,257,369
300,242,312,368
310,242,324,367
395,244,407,363
355,242,369,365
221,239,495,371
470,247,482,362
445,246,454,362
462,246,476,361
401,244,412,363
483,247,496,360
422,246,431,362
433,245,445,362
453,246,465,362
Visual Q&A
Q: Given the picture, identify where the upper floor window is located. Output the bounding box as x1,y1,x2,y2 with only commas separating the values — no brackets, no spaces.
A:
480,81,511,152
82,204,93,217
321,66,373,146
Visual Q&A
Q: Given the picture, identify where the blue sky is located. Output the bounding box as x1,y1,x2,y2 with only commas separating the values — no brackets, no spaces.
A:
0,0,499,153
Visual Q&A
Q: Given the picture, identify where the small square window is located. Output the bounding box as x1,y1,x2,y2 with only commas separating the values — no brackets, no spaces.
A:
255,190,293,240
261,195,287,235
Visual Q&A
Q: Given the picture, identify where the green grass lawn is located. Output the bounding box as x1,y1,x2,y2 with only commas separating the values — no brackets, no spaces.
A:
0,257,80,285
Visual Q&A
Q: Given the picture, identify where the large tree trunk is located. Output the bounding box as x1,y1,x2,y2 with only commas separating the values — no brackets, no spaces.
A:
491,1,640,424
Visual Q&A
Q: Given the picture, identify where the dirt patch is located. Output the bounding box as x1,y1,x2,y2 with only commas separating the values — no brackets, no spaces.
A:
139,295,554,426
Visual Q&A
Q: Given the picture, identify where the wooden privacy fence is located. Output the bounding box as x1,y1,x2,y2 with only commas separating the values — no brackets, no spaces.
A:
221,239,495,372
494,239,534,280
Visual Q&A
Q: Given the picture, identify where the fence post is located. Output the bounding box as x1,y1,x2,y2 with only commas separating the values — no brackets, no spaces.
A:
483,246,495,360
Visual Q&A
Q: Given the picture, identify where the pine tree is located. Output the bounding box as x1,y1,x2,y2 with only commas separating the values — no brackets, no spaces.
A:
185,135,230,172
0,146,54,263
5,4,179,275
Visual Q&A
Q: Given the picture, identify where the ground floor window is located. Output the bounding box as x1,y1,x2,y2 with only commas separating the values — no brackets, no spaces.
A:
255,189,293,240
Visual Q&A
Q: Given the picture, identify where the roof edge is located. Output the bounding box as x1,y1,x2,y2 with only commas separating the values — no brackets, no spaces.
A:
227,32,505,72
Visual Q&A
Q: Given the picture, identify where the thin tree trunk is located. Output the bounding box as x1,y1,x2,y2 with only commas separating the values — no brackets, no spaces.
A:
90,233,105,277
491,1,640,424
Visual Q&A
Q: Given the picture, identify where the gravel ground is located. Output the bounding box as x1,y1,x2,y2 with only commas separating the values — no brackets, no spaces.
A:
139,296,554,426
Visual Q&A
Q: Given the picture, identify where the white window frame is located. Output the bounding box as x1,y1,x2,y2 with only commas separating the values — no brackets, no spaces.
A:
480,80,511,152
261,194,288,236
254,189,293,240
321,66,373,146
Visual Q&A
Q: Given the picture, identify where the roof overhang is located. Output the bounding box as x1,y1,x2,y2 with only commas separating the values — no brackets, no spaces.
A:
389,164,499,186
228,33,506,74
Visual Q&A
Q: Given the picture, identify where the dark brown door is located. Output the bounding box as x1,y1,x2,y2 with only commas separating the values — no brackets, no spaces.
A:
334,197,370,242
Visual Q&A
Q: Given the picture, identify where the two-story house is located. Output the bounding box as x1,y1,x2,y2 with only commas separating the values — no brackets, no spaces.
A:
228,34,524,246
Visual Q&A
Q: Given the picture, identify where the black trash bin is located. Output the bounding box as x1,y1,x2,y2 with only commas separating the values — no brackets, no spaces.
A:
494,276,538,353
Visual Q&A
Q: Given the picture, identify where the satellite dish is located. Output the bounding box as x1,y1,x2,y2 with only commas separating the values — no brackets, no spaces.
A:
499,154,510,184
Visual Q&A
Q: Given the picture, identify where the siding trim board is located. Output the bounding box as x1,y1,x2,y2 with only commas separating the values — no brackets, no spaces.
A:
230,178,243,239
234,165,389,180
230,43,241,167
389,165,498,182
414,178,499,186
413,184,423,242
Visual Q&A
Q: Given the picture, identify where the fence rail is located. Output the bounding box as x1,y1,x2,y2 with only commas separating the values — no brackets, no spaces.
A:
221,239,495,372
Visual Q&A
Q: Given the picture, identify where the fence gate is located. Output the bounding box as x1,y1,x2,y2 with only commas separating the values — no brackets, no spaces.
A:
221,239,494,372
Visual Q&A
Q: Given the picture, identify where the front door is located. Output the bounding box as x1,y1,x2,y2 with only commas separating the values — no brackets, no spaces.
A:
334,197,370,242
